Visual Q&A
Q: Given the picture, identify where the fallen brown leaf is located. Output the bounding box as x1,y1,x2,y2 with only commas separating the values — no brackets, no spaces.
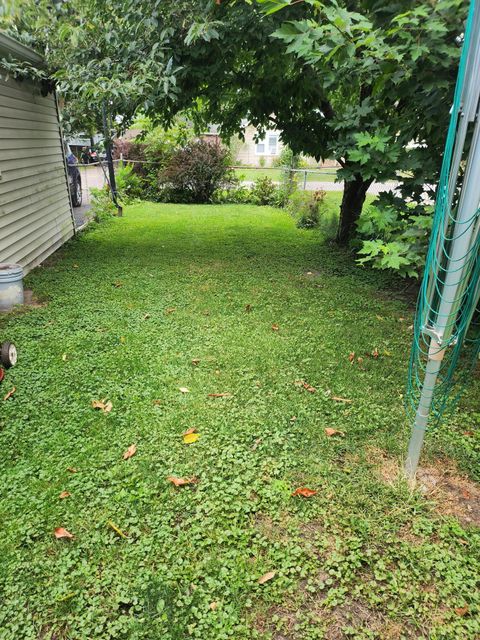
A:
91,399,112,413
182,427,197,436
191,358,200,366
113,281,123,288
271,323,279,331
66,467,77,473
153,399,162,406
371,348,379,358
258,570,276,585
123,444,137,460
54,527,74,539
324,427,344,437
454,606,469,617
291,487,317,497
209,601,218,610
208,392,231,398
332,396,352,404
165,307,176,314
3,386,15,401
302,381,316,393
463,431,475,437
59,491,70,499
167,476,198,487
348,352,355,362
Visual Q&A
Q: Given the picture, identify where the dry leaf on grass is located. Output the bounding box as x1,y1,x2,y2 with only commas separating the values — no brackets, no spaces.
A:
348,352,355,362
245,304,252,313
167,476,198,487
371,348,379,358
208,392,231,398
179,387,190,394
454,606,469,617
153,399,162,406
183,433,200,444
182,427,197,436
165,307,176,315
123,444,137,459
291,487,317,497
107,520,128,538
258,570,276,584
54,527,74,539
62,353,68,361
3,387,15,401
324,427,345,437
91,399,112,413
209,601,218,610
113,281,123,288
143,313,151,320
191,358,200,366
271,323,279,331
332,396,352,404
59,491,70,499
67,467,77,473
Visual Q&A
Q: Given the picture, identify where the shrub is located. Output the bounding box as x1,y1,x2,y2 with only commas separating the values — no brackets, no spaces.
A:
90,187,117,223
287,189,326,228
356,201,433,278
250,177,278,206
115,162,144,202
159,140,233,203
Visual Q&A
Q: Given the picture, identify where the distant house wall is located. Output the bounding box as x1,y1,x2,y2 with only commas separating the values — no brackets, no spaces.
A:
0,34,74,273
234,125,285,167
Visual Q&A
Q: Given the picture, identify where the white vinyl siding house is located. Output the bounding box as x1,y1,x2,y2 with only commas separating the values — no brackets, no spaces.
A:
0,33,74,273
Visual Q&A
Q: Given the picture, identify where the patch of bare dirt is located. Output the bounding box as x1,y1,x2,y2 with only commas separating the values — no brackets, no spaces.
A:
367,447,480,528
23,289,47,308
416,466,480,527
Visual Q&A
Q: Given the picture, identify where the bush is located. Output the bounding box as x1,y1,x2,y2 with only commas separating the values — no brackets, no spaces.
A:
90,187,117,223
356,201,433,278
287,190,326,228
159,140,233,203
115,162,144,202
250,177,278,206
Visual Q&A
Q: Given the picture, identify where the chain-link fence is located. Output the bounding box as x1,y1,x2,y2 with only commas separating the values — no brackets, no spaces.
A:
76,161,400,208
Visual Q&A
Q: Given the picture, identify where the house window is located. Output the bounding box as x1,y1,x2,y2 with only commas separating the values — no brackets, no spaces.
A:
255,132,279,155
268,134,278,155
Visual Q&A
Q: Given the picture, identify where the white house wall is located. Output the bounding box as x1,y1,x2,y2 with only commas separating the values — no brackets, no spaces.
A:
0,74,74,273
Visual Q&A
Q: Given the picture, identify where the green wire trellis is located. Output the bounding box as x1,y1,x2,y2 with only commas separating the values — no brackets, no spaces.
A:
406,0,480,455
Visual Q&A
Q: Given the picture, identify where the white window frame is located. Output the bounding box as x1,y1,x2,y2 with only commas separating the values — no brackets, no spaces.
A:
255,131,279,156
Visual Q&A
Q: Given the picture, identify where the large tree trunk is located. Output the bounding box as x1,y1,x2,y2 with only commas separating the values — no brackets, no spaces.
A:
336,176,373,244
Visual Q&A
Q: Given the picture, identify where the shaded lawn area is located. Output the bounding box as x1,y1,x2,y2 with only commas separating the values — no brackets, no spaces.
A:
0,202,479,640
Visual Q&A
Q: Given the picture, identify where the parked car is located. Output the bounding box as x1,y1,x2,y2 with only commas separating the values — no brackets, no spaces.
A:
65,146,82,207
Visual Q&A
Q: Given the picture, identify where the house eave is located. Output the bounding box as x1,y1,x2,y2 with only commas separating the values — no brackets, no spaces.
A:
0,31,45,67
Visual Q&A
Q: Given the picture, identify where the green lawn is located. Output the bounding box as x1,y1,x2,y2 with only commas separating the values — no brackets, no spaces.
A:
0,202,479,640
234,167,339,183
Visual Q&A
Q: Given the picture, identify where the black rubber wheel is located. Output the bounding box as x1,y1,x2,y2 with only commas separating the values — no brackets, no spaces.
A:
72,177,82,207
1,341,17,368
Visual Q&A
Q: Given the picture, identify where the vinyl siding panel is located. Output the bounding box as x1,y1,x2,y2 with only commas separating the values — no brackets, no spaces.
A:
0,74,74,273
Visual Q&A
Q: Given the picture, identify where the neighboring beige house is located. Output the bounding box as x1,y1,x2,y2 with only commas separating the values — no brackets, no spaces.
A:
233,125,284,167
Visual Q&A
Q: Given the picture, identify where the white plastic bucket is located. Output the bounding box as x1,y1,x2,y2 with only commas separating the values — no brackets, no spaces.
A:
0,263,24,312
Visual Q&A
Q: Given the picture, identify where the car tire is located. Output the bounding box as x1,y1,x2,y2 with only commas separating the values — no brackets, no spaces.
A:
1,341,17,368
72,177,82,207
